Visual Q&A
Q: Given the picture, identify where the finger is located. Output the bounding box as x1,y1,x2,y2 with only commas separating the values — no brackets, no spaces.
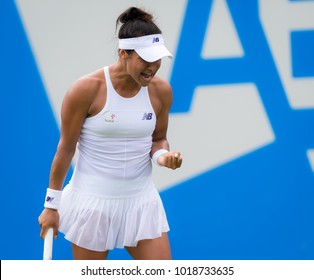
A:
40,227,46,240
53,228,58,239
175,156,182,167
174,152,182,163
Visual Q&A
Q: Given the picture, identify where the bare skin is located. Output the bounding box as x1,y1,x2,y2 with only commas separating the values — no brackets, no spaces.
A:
72,232,171,260
126,233,171,260
38,49,182,259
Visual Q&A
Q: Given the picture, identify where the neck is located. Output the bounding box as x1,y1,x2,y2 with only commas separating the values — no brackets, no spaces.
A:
108,63,141,98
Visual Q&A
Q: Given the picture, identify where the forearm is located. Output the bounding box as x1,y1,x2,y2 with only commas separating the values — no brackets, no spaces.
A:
49,145,76,190
151,139,170,157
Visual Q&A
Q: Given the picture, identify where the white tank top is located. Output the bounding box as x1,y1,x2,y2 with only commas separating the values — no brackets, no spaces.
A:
69,66,157,198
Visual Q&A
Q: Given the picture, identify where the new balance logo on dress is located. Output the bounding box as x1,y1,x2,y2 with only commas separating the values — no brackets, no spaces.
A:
142,113,153,120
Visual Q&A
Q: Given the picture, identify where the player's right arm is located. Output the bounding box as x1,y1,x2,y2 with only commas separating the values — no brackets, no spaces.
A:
38,77,97,239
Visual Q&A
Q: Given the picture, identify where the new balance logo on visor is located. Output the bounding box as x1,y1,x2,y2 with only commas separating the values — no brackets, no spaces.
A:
142,113,153,120
152,37,159,43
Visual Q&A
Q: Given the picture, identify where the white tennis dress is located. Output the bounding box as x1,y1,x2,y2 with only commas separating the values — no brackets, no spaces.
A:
58,66,169,251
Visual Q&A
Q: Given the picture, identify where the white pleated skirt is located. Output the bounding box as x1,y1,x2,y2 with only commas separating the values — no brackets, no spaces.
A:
58,183,170,252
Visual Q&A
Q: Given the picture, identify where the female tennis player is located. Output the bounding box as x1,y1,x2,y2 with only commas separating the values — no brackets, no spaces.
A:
38,6,182,260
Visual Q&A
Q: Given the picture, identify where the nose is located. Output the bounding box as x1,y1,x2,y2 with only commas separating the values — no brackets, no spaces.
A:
147,59,161,70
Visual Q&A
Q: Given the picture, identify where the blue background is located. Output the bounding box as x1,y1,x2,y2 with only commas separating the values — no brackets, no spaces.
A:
1,0,313,260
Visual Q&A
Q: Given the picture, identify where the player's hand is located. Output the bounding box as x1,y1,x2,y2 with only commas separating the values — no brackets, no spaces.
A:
38,208,59,240
157,151,182,170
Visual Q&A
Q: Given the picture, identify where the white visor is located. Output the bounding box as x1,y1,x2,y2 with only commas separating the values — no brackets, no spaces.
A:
118,34,172,62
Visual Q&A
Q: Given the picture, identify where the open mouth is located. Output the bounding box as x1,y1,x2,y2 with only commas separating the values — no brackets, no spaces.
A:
141,72,153,81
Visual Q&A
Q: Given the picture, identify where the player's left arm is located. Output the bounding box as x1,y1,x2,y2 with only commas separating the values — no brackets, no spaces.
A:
151,78,182,170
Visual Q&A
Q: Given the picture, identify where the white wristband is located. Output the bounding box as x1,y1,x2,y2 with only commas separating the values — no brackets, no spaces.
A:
152,149,169,165
44,188,62,210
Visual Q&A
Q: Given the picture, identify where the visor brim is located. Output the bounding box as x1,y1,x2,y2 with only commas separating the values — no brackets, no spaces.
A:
135,45,172,62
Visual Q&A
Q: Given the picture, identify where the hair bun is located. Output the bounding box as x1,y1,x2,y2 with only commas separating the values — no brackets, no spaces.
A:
116,7,161,39
118,7,153,24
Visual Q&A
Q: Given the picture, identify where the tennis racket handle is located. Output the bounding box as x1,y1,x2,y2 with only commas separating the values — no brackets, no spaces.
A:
43,228,54,260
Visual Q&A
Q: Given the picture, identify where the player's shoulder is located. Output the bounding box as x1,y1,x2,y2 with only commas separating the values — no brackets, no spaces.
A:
150,75,172,92
66,68,105,100
149,76,173,100
71,68,105,93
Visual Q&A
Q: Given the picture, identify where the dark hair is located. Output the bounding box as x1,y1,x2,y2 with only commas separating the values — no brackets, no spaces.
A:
116,7,162,39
